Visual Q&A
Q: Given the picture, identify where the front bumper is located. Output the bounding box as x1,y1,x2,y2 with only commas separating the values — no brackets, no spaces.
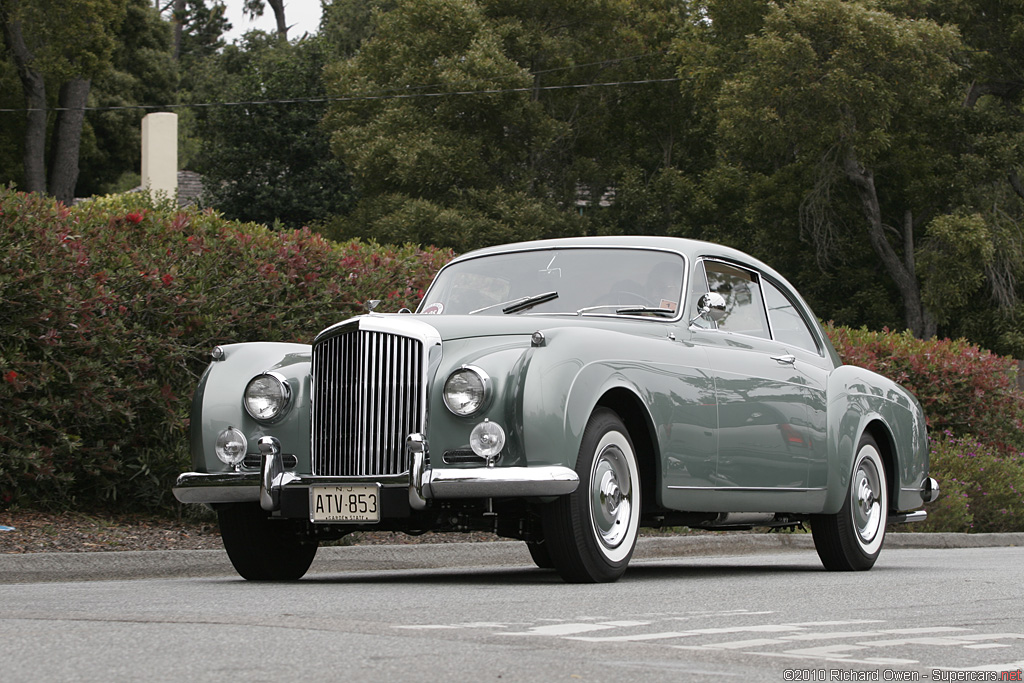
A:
173,433,580,514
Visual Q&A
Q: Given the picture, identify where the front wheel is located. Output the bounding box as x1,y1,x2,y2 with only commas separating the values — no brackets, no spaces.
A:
542,409,641,583
811,434,888,571
525,539,555,569
217,503,319,581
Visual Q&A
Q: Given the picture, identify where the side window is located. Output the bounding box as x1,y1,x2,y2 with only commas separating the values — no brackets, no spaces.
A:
702,261,770,339
687,260,713,329
763,280,821,354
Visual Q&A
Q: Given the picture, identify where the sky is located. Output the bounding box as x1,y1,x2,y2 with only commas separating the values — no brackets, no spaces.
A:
221,0,324,42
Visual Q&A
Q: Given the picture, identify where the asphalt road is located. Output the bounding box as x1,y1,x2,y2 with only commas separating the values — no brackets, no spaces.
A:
1,535,1022,682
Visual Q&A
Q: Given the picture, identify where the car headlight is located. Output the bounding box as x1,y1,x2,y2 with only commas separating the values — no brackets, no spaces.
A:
244,372,291,422
443,366,490,416
215,426,248,466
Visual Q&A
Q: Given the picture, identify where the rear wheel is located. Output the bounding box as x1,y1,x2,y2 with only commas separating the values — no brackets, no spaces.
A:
543,409,641,583
217,503,318,581
811,434,888,571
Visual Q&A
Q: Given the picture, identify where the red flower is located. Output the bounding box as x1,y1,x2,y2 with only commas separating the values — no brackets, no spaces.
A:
125,212,144,224
161,273,174,286
4,371,16,384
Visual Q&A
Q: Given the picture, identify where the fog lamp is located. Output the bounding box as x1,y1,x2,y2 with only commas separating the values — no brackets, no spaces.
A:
470,419,505,460
215,426,248,466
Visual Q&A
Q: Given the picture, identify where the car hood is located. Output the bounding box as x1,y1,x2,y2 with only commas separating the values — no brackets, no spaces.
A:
315,313,670,345
400,314,553,342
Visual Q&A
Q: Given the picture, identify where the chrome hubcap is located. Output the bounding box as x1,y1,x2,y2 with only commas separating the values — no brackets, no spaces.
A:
853,455,883,545
591,444,632,549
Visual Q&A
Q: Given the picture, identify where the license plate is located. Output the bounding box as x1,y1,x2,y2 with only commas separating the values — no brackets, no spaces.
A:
309,485,380,523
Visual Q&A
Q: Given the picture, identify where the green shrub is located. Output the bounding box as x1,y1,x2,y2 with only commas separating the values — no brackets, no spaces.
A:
825,324,1024,450
0,189,452,513
918,434,1024,533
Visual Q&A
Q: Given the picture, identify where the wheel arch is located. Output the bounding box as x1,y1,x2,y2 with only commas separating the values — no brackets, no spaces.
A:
862,419,898,513
595,387,659,518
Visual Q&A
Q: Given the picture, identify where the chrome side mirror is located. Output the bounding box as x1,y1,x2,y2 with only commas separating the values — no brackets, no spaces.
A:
688,292,727,326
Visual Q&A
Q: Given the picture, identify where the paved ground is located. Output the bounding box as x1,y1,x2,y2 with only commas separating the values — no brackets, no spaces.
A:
2,532,1020,583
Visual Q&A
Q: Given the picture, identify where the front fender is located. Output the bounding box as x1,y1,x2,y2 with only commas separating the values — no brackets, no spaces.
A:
519,326,682,470
190,342,311,473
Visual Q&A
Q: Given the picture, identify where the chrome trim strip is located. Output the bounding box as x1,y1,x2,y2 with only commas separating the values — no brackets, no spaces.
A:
667,486,827,492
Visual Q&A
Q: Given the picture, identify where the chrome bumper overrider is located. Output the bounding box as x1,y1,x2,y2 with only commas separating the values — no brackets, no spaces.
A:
172,433,580,512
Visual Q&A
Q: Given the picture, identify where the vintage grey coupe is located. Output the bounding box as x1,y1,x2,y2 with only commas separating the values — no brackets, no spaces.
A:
173,236,939,583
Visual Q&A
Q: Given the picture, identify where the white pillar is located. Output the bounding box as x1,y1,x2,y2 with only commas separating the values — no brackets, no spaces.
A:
141,112,178,202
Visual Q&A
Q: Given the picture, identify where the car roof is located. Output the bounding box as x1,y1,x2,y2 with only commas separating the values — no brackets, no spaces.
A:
452,236,790,286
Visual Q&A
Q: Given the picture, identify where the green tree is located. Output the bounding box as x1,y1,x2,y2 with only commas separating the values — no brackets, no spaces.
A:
715,0,989,339
559,0,706,237
77,0,178,196
323,0,577,251
0,0,127,202
907,0,1024,355
190,32,353,228
320,0,393,57
163,0,230,62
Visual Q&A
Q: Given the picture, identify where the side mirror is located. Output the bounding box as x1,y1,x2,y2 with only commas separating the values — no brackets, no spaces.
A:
689,292,727,326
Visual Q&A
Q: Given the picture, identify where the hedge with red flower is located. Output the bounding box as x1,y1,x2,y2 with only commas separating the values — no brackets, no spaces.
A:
0,189,450,513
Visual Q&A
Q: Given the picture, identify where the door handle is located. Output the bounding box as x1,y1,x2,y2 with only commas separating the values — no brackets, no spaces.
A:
771,354,796,365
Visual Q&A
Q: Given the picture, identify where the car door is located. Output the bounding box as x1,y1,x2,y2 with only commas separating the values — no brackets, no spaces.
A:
685,259,828,510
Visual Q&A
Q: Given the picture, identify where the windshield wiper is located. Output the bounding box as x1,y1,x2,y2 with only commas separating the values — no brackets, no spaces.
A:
615,306,676,317
469,291,559,315
576,304,676,318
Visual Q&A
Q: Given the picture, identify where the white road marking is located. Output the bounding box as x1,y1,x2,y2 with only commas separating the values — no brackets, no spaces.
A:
773,644,867,658
569,631,694,643
505,621,651,637
781,631,884,641
393,614,1024,670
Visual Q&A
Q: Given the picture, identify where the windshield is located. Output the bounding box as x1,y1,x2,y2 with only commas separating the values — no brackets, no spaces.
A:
419,248,686,318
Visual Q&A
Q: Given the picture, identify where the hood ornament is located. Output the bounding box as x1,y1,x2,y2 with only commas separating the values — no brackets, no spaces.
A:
364,299,382,313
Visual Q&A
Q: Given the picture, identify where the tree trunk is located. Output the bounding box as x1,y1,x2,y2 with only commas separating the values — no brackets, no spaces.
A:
1,11,48,194
171,0,185,59
48,78,91,205
267,0,287,38
842,150,937,338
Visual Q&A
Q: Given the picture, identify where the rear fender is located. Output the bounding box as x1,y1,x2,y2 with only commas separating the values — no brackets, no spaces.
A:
824,365,929,513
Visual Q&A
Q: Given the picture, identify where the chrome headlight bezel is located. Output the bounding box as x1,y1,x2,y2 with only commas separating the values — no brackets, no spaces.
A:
243,372,292,423
442,365,491,417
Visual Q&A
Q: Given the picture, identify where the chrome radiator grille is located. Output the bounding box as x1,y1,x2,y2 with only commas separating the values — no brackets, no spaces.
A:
311,327,424,476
